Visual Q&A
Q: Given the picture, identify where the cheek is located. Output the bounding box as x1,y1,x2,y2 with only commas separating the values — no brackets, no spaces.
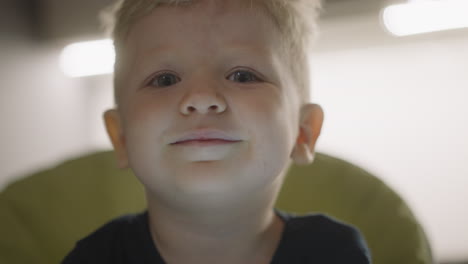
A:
234,91,296,176
123,103,165,148
120,92,177,172
121,87,185,138
238,89,296,148
250,112,295,188
122,89,175,124
259,110,295,159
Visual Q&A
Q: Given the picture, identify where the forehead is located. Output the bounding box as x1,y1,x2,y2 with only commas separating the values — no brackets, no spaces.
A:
122,0,282,63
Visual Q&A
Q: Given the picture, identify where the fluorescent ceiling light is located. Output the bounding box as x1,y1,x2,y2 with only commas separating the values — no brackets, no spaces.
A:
60,39,115,77
382,0,468,37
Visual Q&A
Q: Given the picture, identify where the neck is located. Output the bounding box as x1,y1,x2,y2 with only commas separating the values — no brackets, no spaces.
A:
145,191,285,264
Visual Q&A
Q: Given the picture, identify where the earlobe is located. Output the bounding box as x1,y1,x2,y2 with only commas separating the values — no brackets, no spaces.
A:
103,109,129,169
290,103,324,165
291,143,315,165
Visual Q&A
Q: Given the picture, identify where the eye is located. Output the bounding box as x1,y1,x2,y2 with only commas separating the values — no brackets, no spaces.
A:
148,72,181,88
227,70,262,83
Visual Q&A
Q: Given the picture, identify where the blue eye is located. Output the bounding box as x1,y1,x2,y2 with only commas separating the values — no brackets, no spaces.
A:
227,70,261,83
149,73,181,88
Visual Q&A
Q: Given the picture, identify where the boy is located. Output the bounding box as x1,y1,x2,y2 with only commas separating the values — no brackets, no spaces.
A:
63,0,370,263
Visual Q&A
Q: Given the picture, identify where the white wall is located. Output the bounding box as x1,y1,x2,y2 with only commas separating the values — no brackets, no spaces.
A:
311,28,468,263
0,0,101,188
0,42,93,188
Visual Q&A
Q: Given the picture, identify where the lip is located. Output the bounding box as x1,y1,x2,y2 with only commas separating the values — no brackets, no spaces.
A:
172,139,239,146
169,129,243,145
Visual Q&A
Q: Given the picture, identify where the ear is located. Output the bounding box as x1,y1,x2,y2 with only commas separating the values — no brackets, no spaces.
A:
290,103,324,165
103,109,129,169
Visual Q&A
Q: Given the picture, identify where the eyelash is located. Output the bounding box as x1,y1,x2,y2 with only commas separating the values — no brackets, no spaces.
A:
145,68,264,88
227,69,264,83
146,71,180,88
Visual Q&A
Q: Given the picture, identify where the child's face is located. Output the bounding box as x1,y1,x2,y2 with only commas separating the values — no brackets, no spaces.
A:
105,1,307,200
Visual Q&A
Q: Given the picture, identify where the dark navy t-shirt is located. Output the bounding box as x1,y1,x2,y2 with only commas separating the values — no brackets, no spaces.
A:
62,209,371,263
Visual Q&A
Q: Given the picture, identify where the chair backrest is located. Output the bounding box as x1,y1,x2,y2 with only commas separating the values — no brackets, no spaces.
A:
0,151,432,264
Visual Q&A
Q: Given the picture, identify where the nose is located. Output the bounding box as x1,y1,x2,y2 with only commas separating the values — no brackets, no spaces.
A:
179,83,227,115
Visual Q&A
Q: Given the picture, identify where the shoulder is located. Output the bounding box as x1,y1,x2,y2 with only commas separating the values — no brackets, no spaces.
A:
274,210,371,263
287,213,366,244
61,212,147,264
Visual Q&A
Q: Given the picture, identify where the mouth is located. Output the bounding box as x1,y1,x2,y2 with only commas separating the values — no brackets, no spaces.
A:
171,139,241,146
168,129,243,161
169,129,243,146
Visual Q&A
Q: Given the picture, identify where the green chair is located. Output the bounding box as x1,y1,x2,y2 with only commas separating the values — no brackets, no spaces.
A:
0,151,432,264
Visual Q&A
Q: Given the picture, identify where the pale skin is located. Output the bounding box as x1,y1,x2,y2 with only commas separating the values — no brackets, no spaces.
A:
103,1,323,263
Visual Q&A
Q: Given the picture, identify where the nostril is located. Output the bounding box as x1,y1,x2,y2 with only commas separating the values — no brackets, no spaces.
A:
187,106,196,112
209,105,218,111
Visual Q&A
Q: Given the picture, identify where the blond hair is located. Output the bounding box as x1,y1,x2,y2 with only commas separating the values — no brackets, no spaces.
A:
103,0,322,106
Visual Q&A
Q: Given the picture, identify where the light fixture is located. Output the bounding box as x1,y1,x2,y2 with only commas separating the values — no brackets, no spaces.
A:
382,0,468,37
60,39,115,77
